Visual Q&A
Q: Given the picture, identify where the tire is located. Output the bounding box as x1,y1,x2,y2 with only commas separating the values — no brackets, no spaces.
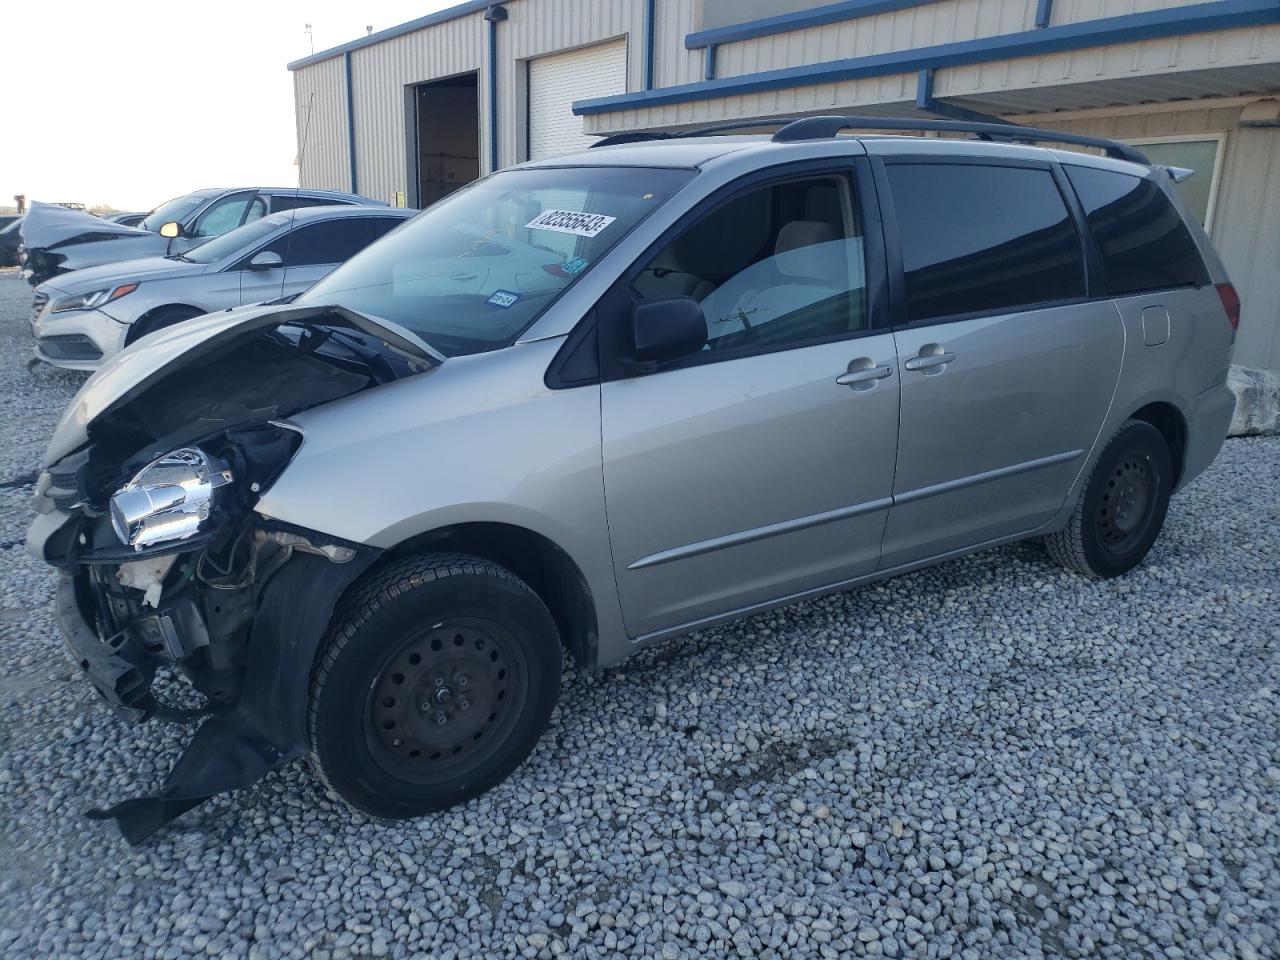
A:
307,553,562,819
1044,419,1173,579
125,306,203,346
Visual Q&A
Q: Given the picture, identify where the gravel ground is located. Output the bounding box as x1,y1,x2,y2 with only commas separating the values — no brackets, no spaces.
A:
0,268,1277,959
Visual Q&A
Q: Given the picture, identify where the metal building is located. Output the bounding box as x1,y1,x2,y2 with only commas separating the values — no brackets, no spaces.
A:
288,0,1280,430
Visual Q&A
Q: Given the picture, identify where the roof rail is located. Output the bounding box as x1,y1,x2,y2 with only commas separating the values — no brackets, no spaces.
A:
591,118,800,148
771,116,1149,164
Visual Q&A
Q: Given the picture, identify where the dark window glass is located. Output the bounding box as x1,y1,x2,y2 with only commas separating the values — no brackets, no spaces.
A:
271,194,352,213
279,219,378,267
1065,165,1210,296
631,175,867,358
886,164,1086,324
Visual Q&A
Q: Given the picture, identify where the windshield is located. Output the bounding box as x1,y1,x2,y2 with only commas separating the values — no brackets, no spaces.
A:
182,213,291,264
140,191,219,233
0,219,20,236
297,166,694,356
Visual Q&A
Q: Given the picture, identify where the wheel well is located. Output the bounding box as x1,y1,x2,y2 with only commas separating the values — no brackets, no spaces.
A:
385,523,599,670
1130,402,1187,487
126,304,205,345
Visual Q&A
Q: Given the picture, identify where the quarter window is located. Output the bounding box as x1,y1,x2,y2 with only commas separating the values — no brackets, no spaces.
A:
631,175,867,357
1064,165,1210,296
886,163,1086,324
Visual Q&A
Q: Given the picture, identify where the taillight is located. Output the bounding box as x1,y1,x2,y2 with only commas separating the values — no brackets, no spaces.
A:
1216,282,1240,331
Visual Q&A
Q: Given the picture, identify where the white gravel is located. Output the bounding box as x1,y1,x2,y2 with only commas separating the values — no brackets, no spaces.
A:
0,269,1277,959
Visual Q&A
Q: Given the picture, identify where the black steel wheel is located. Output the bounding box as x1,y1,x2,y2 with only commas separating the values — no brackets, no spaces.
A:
366,618,527,783
1045,419,1173,579
308,554,561,819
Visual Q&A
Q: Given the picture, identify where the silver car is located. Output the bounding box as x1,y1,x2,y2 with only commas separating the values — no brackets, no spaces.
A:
29,206,416,370
28,118,1239,842
19,187,380,285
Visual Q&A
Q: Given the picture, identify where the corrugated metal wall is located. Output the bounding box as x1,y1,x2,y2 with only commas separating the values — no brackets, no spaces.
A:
498,0,646,168
292,57,351,192
348,12,487,205
1029,103,1280,373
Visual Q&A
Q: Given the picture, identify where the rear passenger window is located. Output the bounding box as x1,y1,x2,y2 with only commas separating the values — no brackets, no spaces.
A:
631,175,867,357
886,163,1085,324
1064,165,1210,296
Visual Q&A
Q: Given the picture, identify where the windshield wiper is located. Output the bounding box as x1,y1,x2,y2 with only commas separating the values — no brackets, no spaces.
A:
164,253,191,262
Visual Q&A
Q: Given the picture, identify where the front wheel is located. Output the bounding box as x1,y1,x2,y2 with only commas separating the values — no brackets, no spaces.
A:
307,554,562,819
1044,419,1173,578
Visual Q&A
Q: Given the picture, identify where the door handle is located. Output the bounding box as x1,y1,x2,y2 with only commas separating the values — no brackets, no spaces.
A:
903,345,956,372
835,360,893,389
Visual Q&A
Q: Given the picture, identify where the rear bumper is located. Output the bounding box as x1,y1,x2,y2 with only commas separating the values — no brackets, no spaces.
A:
1180,381,1236,490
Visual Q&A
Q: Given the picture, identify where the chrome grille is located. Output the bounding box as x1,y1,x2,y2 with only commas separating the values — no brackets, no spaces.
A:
30,290,49,322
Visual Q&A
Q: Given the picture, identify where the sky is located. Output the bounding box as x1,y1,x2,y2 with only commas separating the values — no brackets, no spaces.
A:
3,1,457,211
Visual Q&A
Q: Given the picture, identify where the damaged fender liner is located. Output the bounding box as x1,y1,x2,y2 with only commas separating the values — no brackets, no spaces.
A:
86,551,379,845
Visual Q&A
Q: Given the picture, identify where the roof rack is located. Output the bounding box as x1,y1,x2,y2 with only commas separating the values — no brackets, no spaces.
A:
770,116,1149,164
590,118,801,148
590,114,1149,165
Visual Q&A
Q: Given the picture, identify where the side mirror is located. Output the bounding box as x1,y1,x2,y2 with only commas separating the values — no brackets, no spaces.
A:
158,221,182,239
630,296,707,370
247,250,284,271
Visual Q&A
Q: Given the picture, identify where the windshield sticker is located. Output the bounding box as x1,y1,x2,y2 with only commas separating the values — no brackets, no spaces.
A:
562,256,589,275
525,209,617,239
487,290,521,308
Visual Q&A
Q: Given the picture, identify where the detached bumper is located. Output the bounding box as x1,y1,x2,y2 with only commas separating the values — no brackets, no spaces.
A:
54,574,150,721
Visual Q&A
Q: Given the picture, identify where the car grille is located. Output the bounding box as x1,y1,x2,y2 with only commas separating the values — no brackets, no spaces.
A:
38,335,103,361
31,290,49,322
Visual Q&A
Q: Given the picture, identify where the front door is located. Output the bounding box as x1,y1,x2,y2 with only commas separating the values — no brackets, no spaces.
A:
600,167,900,639
876,159,1124,568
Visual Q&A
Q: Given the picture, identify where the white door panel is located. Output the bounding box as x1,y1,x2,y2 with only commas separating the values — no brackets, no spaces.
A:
528,40,626,161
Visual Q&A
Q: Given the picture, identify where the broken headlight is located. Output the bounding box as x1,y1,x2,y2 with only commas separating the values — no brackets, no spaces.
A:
109,448,233,550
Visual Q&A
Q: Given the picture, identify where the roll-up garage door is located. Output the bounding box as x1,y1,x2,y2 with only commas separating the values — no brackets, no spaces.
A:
528,39,627,161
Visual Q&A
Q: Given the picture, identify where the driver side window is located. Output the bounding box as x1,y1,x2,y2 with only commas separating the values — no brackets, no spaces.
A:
631,174,866,357
190,192,257,238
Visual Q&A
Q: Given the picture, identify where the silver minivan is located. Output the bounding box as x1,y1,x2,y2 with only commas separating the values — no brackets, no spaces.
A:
28,118,1239,842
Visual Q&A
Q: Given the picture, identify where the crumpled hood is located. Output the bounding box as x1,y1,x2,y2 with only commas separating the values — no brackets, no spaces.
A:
44,302,442,466
20,201,152,249
40,255,203,298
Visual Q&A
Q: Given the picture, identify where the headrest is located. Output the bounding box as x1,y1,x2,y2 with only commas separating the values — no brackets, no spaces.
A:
775,220,840,256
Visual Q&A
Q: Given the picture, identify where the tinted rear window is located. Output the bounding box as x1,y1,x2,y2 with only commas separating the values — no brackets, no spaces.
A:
1064,165,1210,296
886,163,1086,324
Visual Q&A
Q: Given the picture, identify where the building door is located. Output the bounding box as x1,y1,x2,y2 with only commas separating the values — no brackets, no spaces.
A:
528,39,626,161
416,73,480,207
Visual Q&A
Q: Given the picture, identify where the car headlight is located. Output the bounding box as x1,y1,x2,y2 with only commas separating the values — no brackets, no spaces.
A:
52,282,139,314
110,448,232,550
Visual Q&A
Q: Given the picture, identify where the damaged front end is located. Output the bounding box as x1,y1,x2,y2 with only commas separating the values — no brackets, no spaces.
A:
30,303,437,842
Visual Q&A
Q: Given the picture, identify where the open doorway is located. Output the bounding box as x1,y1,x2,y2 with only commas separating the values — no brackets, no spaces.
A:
415,72,480,207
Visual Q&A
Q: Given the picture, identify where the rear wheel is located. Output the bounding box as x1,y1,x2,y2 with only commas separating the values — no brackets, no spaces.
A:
307,554,561,819
125,305,203,345
1044,419,1172,578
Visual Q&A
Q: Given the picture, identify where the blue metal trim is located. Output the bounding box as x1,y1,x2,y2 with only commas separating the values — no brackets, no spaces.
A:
576,0,1280,115
914,67,934,110
288,0,492,70
488,18,499,172
914,67,1016,124
344,51,358,194
1035,0,1054,29
685,0,939,50
704,44,717,81
644,0,656,90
